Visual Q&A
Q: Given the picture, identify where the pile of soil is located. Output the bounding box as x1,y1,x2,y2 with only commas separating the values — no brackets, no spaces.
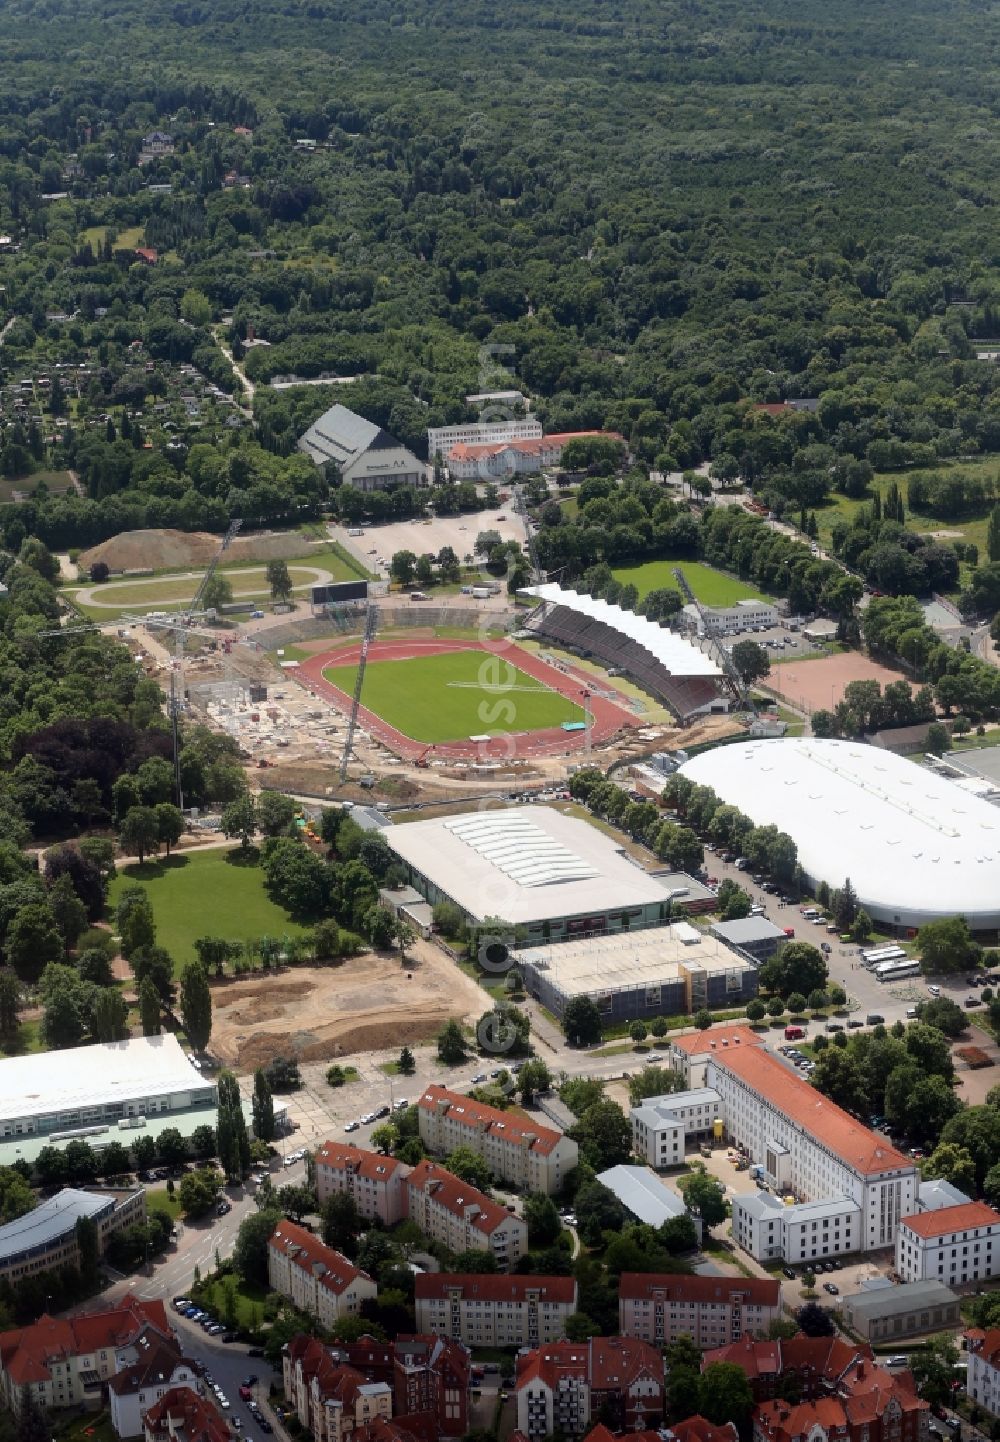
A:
80,528,319,572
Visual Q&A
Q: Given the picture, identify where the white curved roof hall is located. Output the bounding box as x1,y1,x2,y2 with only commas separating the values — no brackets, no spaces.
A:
523,583,721,678
679,737,1000,928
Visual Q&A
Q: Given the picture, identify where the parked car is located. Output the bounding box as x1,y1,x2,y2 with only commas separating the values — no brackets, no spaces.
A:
344,1120,360,1132
823,1282,839,1295
783,1267,796,1279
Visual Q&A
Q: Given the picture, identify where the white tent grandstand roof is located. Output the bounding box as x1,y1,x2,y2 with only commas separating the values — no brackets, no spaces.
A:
522,584,721,678
680,737,1000,927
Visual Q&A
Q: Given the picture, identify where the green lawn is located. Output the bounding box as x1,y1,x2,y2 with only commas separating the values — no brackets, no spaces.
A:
109,849,310,971
146,1185,183,1220
198,1274,270,1329
612,559,774,606
323,647,586,743
0,1019,43,1058
0,470,75,503
53,1412,119,1442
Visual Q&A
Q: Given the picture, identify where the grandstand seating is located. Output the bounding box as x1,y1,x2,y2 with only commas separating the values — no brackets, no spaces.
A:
525,601,725,721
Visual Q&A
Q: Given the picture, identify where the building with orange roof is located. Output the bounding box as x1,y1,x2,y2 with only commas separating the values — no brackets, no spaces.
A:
416,1085,577,1195
896,1201,1000,1284
268,1220,377,1330
404,1160,527,1270
667,1025,764,1088
0,1294,171,1414
414,1274,576,1348
514,1336,664,1439
618,1274,781,1348
427,417,542,459
143,1386,229,1442
752,1353,928,1442
282,1338,393,1442
314,1142,408,1226
967,1327,1000,1415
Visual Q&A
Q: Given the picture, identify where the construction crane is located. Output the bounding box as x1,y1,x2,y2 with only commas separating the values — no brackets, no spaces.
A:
186,517,242,620
339,604,379,782
671,567,755,712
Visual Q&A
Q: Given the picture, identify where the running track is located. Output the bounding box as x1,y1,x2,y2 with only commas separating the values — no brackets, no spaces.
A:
295,638,637,762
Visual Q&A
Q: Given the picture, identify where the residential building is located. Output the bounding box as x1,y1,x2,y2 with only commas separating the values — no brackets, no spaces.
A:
515,1337,665,1440
618,1274,781,1348
314,1143,408,1225
414,1274,577,1348
138,132,175,165
705,1041,917,1254
842,1281,961,1342
595,1166,702,1241
404,1160,528,1270
896,1202,1000,1285
0,1186,146,1285
298,405,426,491
630,1089,723,1168
522,1421,736,1442
967,1329,1000,1416
703,1336,867,1403
143,1388,229,1442
752,1356,928,1442
732,1192,862,1265
109,1335,201,1437
0,1294,171,1414
416,1085,578,1195
268,1221,377,1329
427,418,542,459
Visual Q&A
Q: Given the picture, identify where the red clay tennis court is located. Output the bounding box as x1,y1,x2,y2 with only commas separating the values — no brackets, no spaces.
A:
295,636,637,761
767,651,908,714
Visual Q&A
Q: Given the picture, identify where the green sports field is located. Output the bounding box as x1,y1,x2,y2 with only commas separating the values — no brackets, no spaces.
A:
323,648,586,743
612,559,774,606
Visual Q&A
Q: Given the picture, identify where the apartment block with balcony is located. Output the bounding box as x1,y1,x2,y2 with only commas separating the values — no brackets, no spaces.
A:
618,1275,781,1348
404,1160,527,1271
414,1274,577,1349
314,1143,408,1226
268,1221,377,1330
416,1086,577,1196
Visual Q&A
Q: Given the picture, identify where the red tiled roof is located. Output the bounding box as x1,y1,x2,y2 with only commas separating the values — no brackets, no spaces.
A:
405,1160,514,1236
415,1273,576,1305
702,1337,781,1380
144,1386,230,1442
712,1045,913,1175
619,1273,780,1307
108,1336,192,1394
417,1085,564,1157
669,1417,740,1442
976,1328,1000,1365
316,1141,406,1182
901,1201,1000,1239
269,1219,371,1295
446,432,622,463
670,1025,764,1056
0,1295,170,1387
758,1395,847,1442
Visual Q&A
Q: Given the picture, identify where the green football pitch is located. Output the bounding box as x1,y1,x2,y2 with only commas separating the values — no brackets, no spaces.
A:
323,648,586,743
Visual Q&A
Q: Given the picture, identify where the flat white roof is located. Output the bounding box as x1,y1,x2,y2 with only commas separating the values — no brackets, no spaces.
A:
0,1033,211,1123
386,806,675,925
518,923,753,997
522,584,722,678
680,738,1000,927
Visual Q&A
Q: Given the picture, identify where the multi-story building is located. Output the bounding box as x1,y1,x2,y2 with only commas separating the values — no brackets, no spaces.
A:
427,418,542,460
443,431,622,480
143,1388,230,1442
416,1085,577,1195
515,1337,664,1440
685,600,779,637
630,1089,722,1168
667,1026,765,1089
414,1274,577,1349
732,1193,862,1265
0,1186,146,1285
752,1357,928,1442
0,1294,172,1414
404,1160,527,1270
268,1221,377,1329
618,1275,781,1348
896,1202,1000,1285
314,1143,408,1226
967,1329,1000,1416
109,1336,201,1437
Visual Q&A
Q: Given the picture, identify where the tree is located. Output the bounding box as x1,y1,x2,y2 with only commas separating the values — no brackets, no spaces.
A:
218,1069,251,1179
398,1045,416,1075
116,886,155,958
179,1167,223,1218
923,1142,976,1195
666,1368,701,1425
564,1312,600,1342
92,986,129,1042
569,1099,632,1170
926,722,951,756
7,904,63,983
252,1067,276,1142
234,1207,282,1286
562,995,602,1047
64,1139,98,1184
629,1066,683,1106
910,1336,959,1408
683,1171,728,1231
191,1124,217,1160
731,640,771,684
267,559,293,602
202,574,233,613
155,804,184,854
278,1183,317,1221
796,1301,835,1337
48,872,87,950
437,1019,467,1064
180,962,212,1051
119,806,160,863
516,1058,552,1104
371,1123,398,1154
138,975,161,1035
156,1128,187,1166
256,791,297,837
918,915,981,974
445,1146,492,1191
832,877,859,930
760,942,828,999
390,551,417,587
523,1192,562,1246
574,1178,627,1247
0,968,20,1034
322,1191,362,1252
222,795,257,850
697,1363,754,1430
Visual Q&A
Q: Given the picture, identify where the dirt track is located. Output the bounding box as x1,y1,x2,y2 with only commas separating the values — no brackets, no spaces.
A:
209,939,485,1071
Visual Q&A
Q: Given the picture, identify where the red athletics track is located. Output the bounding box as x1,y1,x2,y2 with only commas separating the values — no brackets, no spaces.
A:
295,637,637,762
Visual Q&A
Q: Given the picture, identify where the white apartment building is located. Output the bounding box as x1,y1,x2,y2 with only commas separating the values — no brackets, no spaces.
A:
414,1274,577,1349
705,600,780,636
618,1273,782,1347
405,1160,528,1270
630,1088,722,1168
314,1143,408,1226
732,1191,862,1264
896,1202,1000,1285
267,1221,377,1329
427,418,541,459
108,1339,201,1438
705,1043,917,1253
968,1330,1000,1416
417,1086,578,1195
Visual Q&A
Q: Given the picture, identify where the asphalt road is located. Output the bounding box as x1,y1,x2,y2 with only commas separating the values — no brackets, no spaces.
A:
171,1306,284,1442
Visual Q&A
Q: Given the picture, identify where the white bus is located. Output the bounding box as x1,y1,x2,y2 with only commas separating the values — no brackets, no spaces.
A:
875,960,921,982
862,945,907,968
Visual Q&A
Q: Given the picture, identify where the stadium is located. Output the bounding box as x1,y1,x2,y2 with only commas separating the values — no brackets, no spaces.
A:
520,583,727,721
680,737,1000,929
